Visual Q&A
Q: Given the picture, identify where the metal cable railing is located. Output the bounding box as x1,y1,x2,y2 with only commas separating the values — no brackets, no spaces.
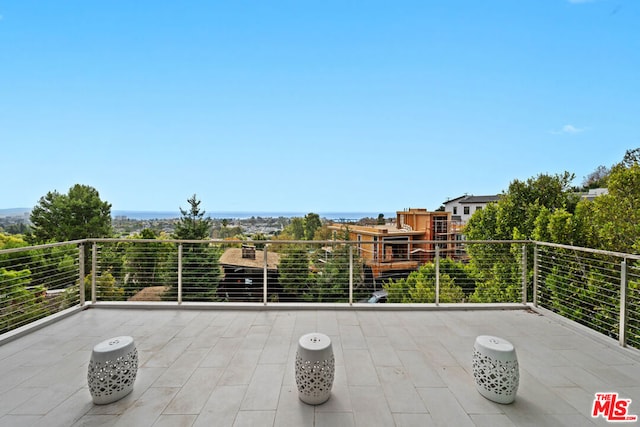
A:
2,238,639,350
0,241,82,334
88,239,528,305
534,242,640,349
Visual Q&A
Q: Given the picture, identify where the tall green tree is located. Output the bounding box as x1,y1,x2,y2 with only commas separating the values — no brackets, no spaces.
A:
27,185,110,292
28,184,112,243
304,213,322,240
166,195,221,301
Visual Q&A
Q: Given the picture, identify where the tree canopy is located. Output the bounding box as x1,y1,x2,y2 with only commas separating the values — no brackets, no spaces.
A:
28,184,112,243
576,161,640,253
278,213,323,240
465,171,578,241
385,262,465,303
528,150,640,253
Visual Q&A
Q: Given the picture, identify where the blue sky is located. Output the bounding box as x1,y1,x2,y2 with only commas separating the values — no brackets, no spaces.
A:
1,1,638,214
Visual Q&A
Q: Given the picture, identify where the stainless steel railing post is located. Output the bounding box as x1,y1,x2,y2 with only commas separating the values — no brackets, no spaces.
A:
349,245,354,305
92,242,97,303
533,244,538,307
264,244,268,305
79,243,85,306
619,259,628,347
522,244,527,304
435,245,440,305
178,244,183,304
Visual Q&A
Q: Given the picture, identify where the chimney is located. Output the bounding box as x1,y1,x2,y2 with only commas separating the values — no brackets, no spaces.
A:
241,244,256,260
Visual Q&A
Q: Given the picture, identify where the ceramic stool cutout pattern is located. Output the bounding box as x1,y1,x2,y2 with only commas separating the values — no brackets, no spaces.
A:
295,332,335,405
88,336,138,404
472,335,519,404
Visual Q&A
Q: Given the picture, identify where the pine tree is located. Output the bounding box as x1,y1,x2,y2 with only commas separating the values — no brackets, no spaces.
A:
173,194,213,240
166,195,221,301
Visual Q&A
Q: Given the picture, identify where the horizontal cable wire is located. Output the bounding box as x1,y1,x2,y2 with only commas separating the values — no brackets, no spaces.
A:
1,238,638,350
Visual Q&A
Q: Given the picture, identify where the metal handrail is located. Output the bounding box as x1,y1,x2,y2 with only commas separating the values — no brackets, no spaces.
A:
1,238,638,349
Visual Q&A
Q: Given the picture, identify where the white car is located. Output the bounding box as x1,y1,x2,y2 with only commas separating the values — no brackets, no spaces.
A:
363,290,388,303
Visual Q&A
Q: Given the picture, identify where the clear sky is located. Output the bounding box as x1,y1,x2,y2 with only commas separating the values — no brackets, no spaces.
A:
1,1,638,214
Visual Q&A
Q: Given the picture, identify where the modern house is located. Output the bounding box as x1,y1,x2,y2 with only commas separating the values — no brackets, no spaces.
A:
442,194,500,226
328,208,454,281
580,187,608,201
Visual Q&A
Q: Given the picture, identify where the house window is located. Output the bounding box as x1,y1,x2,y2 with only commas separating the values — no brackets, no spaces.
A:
382,236,409,261
434,216,448,233
476,206,483,211
453,207,458,215
373,236,379,261
463,206,470,215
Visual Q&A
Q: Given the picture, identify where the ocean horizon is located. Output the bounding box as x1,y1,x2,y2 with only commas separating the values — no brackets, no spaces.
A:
0,208,397,221
112,210,396,221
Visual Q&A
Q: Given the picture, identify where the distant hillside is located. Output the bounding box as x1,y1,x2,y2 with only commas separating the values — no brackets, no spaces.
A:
0,208,30,218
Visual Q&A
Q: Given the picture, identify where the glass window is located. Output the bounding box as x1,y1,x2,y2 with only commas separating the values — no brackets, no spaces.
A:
373,236,378,261
434,217,447,233
463,206,470,215
453,207,458,214
382,236,409,260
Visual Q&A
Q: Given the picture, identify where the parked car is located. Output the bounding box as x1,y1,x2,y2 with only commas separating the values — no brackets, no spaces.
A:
359,290,388,303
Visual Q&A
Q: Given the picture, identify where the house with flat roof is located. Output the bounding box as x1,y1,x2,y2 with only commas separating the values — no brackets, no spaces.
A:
443,194,500,225
329,208,454,280
580,187,608,201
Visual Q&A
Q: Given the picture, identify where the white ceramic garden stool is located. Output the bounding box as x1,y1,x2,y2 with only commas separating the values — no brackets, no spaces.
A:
472,335,519,404
295,332,335,405
87,336,138,404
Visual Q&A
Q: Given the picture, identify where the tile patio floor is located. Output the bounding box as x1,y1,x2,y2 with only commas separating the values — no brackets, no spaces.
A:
1,307,640,426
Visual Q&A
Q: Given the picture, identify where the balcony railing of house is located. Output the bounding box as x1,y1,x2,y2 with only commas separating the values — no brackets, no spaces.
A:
1,239,639,350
